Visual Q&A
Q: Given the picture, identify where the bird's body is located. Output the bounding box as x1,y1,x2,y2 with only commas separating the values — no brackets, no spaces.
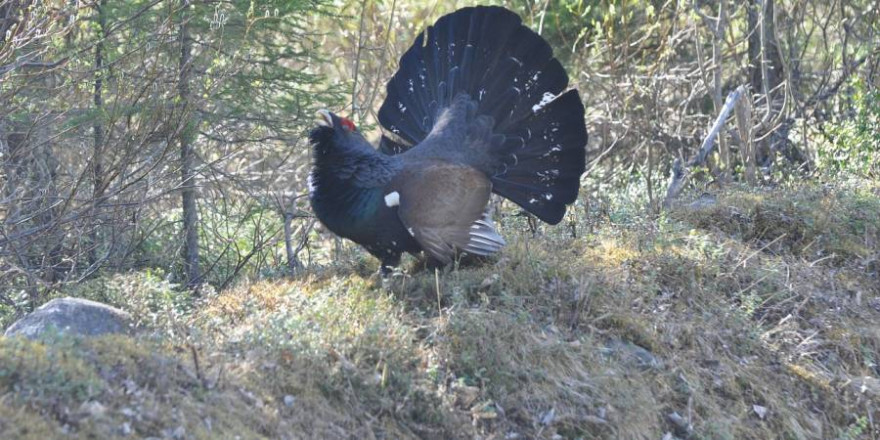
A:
309,6,588,272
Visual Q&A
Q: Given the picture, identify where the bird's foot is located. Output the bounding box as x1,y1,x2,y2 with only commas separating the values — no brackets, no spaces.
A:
379,264,394,278
366,264,398,287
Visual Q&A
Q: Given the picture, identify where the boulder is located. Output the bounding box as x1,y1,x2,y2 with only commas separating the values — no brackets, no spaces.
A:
600,339,662,370
4,297,132,339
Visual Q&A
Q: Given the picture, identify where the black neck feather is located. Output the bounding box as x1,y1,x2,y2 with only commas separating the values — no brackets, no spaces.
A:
308,127,401,234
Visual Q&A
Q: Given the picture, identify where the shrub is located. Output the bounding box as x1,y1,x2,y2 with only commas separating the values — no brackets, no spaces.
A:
819,80,880,178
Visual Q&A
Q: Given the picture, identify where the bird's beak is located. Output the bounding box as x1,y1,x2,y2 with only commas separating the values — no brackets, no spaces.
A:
316,109,333,128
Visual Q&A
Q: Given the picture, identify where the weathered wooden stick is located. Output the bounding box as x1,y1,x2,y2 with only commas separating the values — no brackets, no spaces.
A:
663,85,746,208
689,85,745,167
663,158,687,209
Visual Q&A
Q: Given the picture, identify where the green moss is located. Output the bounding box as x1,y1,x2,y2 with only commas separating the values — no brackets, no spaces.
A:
0,337,104,404
0,402,60,440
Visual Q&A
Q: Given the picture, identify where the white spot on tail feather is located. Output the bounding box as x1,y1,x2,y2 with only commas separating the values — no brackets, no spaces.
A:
384,191,400,207
536,169,560,182
532,92,557,113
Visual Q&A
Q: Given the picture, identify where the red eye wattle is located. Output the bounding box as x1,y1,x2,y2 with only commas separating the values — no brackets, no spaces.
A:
340,118,357,132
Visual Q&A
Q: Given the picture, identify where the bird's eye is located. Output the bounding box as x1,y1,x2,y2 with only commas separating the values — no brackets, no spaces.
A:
340,117,357,132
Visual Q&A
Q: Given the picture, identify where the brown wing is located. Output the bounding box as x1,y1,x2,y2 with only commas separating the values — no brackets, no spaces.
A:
392,161,502,265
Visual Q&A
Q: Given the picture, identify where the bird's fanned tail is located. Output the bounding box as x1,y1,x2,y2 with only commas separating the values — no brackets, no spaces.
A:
378,6,587,224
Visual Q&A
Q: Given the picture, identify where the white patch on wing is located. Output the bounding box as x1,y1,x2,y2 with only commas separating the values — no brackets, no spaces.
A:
307,173,317,194
532,91,558,113
384,191,400,207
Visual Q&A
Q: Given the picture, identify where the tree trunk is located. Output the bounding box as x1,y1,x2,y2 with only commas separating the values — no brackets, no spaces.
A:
178,0,200,289
735,94,757,185
89,0,106,265
713,0,729,182
748,0,784,104
283,211,300,274
748,0,785,167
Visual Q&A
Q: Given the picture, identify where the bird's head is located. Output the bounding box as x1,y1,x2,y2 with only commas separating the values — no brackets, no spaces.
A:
309,109,366,158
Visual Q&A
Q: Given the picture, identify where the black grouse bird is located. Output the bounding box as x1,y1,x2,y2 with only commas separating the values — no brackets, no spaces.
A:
309,6,587,273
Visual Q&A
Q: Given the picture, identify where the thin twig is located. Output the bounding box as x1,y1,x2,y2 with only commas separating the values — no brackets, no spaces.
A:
351,0,369,119
435,268,442,318
363,0,398,122
738,233,787,268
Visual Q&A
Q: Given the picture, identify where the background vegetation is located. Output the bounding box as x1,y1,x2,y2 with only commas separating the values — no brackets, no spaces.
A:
1,0,878,438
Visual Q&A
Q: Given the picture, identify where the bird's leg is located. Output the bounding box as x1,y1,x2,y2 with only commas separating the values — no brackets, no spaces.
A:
425,256,447,272
379,254,402,278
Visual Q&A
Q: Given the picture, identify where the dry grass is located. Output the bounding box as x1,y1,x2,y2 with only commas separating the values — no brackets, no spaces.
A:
1,180,878,439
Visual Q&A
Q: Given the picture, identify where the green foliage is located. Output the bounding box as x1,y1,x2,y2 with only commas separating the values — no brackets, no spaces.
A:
1,0,340,310
134,203,286,287
0,300,22,330
511,0,669,60
838,415,870,440
819,80,880,178
511,0,601,58
193,0,344,138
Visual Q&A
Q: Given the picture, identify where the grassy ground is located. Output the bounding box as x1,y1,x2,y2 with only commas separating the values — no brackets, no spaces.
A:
1,179,879,439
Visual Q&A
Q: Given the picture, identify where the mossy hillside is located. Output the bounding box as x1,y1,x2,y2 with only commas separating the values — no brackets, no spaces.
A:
1,180,878,439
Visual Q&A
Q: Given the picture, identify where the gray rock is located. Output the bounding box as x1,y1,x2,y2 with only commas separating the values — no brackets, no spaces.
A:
4,297,132,339
600,339,662,370
688,193,717,209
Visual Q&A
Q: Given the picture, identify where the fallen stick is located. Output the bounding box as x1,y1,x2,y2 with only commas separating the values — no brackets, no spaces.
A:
664,85,746,208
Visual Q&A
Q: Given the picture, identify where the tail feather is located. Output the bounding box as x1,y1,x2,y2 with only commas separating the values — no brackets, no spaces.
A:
378,6,587,224
489,89,587,223
464,211,506,256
